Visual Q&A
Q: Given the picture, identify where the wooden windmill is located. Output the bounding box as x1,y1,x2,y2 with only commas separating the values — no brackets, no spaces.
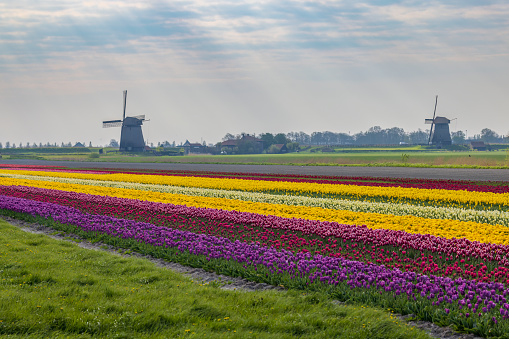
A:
425,95,452,146
103,90,148,152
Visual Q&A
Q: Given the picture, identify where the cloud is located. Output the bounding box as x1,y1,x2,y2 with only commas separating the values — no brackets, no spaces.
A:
2,0,508,70
1,0,508,147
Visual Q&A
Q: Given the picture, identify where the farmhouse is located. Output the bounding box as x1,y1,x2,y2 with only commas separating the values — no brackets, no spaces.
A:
183,140,205,154
221,134,264,154
470,141,487,151
271,144,288,153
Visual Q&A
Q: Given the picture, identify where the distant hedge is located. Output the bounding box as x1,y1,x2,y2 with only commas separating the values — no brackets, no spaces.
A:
0,147,92,154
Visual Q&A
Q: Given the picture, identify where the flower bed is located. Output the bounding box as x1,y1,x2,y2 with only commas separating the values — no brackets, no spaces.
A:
1,166,509,336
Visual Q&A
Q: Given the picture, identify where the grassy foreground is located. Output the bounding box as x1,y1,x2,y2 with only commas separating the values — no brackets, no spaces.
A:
0,219,432,339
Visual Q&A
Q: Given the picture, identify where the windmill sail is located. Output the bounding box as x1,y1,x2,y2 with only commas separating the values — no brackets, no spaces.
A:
427,95,438,144
103,120,123,128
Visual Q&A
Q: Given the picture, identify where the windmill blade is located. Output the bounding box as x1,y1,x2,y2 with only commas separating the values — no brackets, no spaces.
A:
129,115,145,121
428,95,438,144
123,90,127,120
103,120,123,128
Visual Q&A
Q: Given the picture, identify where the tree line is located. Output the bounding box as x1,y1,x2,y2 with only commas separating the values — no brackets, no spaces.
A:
1,127,506,152
0,141,93,149
224,127,507,147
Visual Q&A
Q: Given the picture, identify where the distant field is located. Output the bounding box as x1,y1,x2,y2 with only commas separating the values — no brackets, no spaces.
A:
39,150,509,168
3,147,509,168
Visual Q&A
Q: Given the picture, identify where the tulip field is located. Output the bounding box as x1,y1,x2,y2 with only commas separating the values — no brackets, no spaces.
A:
1,164,509,337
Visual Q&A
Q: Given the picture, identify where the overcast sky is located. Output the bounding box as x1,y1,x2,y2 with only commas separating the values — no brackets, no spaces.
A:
1,0,508,147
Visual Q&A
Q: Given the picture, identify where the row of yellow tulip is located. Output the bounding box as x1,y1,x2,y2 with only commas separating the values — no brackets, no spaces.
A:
1,169,508,208
1,175,508,246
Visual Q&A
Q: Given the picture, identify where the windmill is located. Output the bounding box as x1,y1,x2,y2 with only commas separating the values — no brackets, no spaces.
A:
103,90,148,152
424,95,452,146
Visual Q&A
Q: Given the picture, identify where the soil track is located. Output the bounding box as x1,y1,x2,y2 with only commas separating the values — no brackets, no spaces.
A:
2,159,509,181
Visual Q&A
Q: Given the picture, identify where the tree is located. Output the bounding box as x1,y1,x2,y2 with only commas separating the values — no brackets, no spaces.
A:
286,142,299,152
296,131,311,145
311,132,324,145
222,133,235,141
109,139,119,148
408,129,429,144
322,131,337,145
480,128,499,143
274,133,288,145
286,132,298,142
259,133,275,149
451,131,466,144
89,141,92,147
5,142,10,148
267,144,281,154
0,142,3,149
385,127,406,144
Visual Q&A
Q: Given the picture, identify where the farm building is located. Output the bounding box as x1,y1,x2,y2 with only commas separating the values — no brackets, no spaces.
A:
183,140,205,155
470,141,487,151
221,134,264,154
271,144,288,153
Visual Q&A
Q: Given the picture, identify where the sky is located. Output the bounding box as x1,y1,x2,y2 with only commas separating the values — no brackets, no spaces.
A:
1,0,508,147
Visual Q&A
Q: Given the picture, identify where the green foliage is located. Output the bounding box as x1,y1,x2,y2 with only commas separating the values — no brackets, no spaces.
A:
267,144,281,154
259,133,276,149
274,133,288,145
286,142,299,152
401,153,409,164
0,147,92,154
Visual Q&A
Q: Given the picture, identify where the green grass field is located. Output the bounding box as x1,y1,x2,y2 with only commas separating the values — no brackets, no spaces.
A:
3,145,509,168
34,149,509,168
0,219,432,338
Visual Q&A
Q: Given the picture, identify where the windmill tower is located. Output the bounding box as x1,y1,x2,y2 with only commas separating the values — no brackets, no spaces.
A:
424,95,452,146
103,90,148,152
